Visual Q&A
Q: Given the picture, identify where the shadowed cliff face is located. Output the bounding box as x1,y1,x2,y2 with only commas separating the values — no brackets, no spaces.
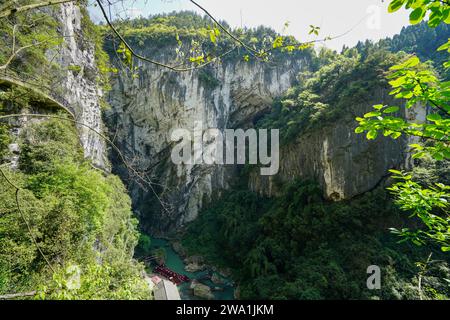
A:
106,55,308,236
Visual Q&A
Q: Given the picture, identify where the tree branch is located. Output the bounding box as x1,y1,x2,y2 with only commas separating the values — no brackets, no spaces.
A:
188,0,261,58
0,0,75,19
0,291,37,299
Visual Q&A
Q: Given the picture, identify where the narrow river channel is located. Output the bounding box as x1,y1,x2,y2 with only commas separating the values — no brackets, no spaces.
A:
150,238,235,300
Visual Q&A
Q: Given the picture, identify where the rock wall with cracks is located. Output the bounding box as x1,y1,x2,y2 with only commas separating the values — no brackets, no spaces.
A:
56,3,107,168
106,50,426,237
106,56,309,236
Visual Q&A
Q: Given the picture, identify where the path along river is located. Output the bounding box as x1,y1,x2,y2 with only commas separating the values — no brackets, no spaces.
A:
150,238,234,300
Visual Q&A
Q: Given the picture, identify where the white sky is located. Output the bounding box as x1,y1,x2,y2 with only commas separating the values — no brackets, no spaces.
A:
89,0,411,51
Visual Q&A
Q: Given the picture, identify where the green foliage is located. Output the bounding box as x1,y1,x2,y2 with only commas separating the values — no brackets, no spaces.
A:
388,0,450,27
357,1,450,252
183,180,450,299
36,263,149,300
104,11,315,68
80,6,115,95
388,169,450,251
19,116,83,174
0,123,9,155
356,57,449,157
0,103,10,155
0,5,62,86
0,119,149,299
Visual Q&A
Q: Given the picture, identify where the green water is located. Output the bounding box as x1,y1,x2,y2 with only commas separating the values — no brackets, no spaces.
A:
150,238,235,300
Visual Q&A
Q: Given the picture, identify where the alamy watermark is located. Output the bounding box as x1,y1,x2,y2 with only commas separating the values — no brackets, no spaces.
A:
367,265,381,290
170,121,280,176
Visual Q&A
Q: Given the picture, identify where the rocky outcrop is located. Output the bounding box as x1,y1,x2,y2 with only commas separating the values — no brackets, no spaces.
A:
190,280,214,300
2,4,107,170
249,89,418,200
107,52,310,235
56,3,107,168
105,27,427,236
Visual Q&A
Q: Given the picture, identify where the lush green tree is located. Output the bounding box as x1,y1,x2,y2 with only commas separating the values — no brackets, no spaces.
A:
0,118,150,299
183,179,450,299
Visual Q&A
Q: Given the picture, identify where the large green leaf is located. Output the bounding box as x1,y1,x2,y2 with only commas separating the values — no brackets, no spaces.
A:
388,0,406,13
409,7,426,24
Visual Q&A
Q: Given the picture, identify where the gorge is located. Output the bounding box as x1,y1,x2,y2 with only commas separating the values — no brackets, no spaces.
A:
0,1,449,300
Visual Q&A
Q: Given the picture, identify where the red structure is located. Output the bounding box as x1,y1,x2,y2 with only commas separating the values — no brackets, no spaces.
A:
154,264,190,285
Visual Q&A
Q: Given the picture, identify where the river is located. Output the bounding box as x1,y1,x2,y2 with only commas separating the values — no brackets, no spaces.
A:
150,238,235,300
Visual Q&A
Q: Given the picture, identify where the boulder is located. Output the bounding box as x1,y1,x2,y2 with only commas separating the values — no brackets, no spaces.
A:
211,273,225,285
172,241,186,257
185,262,205,273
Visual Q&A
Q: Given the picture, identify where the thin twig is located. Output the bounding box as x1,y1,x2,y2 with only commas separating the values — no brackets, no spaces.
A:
0,0,75,19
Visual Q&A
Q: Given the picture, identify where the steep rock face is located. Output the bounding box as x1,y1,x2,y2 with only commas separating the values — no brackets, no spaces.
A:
107,57,308,235
3,4,107,169
249,90,422,200
56,3,107,168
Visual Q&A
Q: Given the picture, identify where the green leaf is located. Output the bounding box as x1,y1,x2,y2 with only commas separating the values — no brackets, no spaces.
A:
354,127,364,134
402,56,420,68
273,36,283,49
428,9,443,28
441,246,450,252
445,8,450,23
389,76,407,87
427,113,442,122
364,111,382,118
412,151,426,159
367,130,378,140
437,40,450,52
409,7,426,24
209,30,216,44
391,131,402,139
383,106,400,114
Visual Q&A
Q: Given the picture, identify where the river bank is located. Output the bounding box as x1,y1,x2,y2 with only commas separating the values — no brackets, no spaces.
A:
149,238,235,300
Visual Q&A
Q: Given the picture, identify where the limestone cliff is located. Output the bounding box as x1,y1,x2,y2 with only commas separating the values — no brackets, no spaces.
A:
250,90,412,200
56,3,107,168
105,28,426,237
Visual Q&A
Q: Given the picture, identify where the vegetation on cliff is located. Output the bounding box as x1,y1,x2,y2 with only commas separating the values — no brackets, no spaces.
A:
256,47,402,144
0,0,449,301
182,178,450,299
0,114,150,299
0,1,149,299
